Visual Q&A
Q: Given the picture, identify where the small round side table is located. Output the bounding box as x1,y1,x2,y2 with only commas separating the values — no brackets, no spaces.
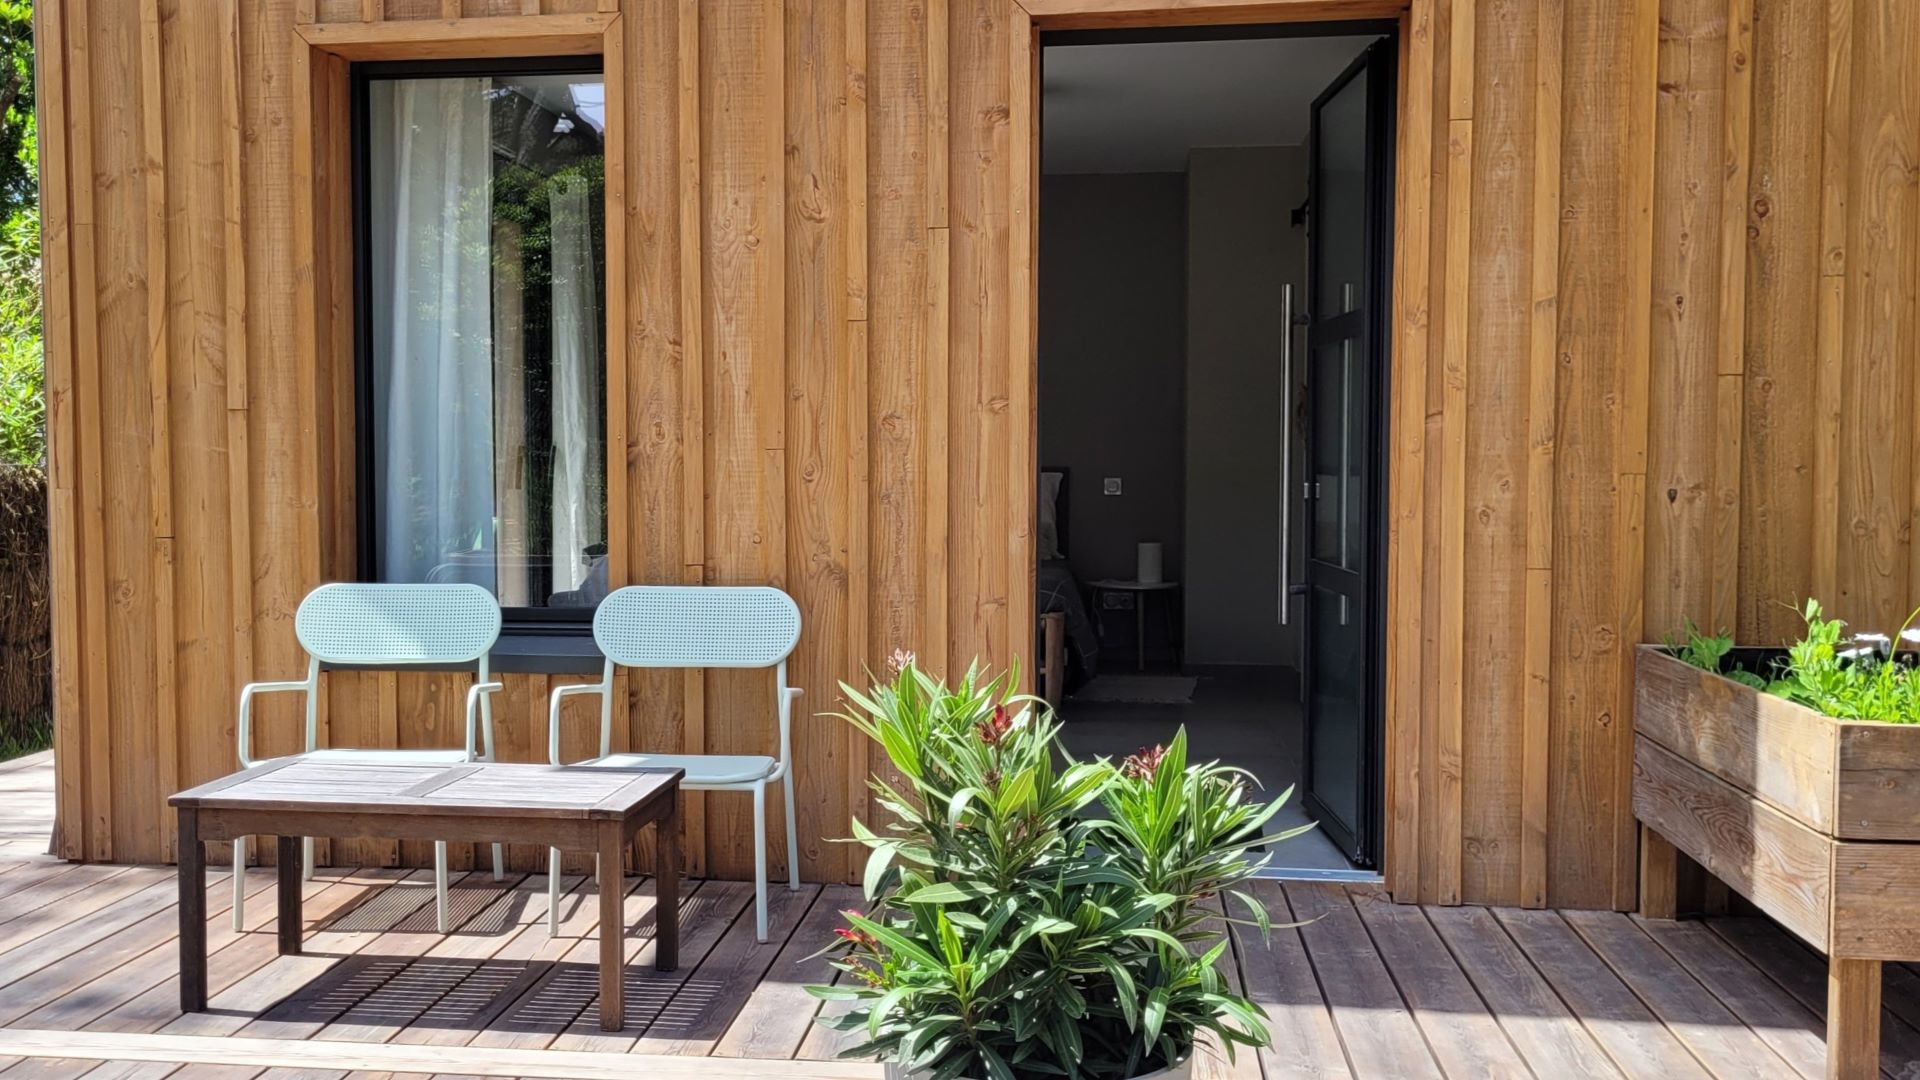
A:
1089,579,1182,672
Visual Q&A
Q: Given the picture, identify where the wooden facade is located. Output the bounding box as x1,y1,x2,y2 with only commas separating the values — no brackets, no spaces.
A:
33,0,1920,907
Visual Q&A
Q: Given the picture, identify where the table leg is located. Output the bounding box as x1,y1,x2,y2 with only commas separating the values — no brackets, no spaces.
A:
597,820,625,1031
1827,957,1881,1080
1164,593,1180,670
656,792,680,973
276,835,303,955
177,808,206,1013
1136,596,1146,672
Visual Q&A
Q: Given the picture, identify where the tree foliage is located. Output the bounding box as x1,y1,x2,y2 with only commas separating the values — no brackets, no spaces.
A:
0,0,37,467
0,2,32,222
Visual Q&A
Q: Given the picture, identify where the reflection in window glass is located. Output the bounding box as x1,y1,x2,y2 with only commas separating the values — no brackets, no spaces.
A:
366,71,607,611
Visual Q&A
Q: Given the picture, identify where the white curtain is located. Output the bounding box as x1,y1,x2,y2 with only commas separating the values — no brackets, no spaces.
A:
377,79,496,589
548,174,603,593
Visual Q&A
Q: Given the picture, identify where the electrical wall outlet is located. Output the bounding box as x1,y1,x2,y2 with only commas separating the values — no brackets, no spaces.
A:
1102,591,1135,610
1103,477,1123,496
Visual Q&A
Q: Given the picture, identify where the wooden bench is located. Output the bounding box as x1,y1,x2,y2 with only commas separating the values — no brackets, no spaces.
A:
169,759,682,1032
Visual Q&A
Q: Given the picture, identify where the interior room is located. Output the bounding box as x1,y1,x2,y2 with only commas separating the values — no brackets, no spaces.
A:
1035,30,1383,874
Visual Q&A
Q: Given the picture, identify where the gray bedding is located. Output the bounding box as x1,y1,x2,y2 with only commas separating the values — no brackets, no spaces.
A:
1038,559,1098,683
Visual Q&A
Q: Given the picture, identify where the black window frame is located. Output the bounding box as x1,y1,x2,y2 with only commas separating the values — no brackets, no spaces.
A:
350,54,610,645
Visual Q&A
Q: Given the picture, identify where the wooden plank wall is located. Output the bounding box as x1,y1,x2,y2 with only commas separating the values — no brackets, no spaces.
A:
1393,0,1919,911
36,0,1036,884
1386,0,1664,911
37,0,1920,906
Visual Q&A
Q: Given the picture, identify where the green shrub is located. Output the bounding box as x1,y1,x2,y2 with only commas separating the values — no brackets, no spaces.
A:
0,205,39,468
811,657,1304,1079
1669,600,1920,724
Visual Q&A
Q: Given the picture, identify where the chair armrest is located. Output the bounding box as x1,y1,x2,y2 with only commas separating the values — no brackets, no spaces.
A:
548,680,613,765
236,680,314,768
463,681,505,760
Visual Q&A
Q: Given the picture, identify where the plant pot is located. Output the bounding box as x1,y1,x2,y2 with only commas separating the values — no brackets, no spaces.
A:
1632,644,1920,956
883,1053,1194,1080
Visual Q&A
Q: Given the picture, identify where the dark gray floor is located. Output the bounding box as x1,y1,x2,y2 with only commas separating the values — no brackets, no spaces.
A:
1055,665,1361,872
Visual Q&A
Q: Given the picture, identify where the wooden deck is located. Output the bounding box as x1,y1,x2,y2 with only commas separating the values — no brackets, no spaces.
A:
0,753,1915,1077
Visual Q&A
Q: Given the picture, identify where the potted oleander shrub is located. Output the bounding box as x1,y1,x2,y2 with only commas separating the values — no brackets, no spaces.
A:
1634,600,1920,961
810,654,1304,1080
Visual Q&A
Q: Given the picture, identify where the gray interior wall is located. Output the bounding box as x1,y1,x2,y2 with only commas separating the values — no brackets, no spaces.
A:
1038,173,1188,596
1184,146,1308,667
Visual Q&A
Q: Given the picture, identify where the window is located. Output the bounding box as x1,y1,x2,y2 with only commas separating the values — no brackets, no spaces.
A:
355,58,608,623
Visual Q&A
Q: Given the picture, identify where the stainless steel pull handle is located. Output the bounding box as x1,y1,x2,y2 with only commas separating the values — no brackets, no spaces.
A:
1279,283,1294,626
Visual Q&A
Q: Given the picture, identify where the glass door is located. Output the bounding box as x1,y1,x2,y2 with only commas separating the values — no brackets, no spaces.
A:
1300,39,1392,867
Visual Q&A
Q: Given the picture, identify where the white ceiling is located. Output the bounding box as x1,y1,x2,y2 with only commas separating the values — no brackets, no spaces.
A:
1042,36,1378,174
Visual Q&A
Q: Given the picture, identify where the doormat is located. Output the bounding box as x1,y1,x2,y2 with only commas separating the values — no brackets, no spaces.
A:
1070,675,1198,705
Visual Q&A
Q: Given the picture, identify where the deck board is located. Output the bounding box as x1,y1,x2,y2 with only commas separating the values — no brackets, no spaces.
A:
1561,910,1800,1079
1283,882,1441,1079
0,755,1910,1075
1493,907,1714,1078
1350,887,1531,1078
1424,904,1620,1079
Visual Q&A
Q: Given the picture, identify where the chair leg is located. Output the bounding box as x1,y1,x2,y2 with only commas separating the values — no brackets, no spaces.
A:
302,836,315,882
231,834,248,933
491,843,504,882
753,782,769,943
433,841,450,934
548,846,562,938
782,772,800,891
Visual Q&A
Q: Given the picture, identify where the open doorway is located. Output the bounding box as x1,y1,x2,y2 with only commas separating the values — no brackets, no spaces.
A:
1035,26,1395,876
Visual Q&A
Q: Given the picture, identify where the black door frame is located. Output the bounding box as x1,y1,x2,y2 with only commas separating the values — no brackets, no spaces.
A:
1299,37,1396,870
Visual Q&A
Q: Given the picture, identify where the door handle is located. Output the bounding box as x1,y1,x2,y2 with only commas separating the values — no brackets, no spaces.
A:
1280,283,1294,626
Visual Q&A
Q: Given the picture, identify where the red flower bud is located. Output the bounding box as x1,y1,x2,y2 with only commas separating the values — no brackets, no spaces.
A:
976,705,1015,746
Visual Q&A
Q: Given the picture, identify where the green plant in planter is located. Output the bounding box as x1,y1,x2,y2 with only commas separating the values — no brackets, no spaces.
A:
809,655,1307,1080
1665,619,1765,689
1765,599,1920,723
1667,600,1920,723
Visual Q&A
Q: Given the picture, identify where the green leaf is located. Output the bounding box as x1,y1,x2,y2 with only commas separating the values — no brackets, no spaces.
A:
977,1044,1017,1080
862,843,898,901
845,911,945,971
1095,953,1139,1030
865,986,911,1039
898,881,979,905
1143,985,1170,1045
1124,926,1188,951
804,983,863,1000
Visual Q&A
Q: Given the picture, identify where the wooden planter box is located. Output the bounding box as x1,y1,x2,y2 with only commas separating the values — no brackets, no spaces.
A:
1633,643,1920,1078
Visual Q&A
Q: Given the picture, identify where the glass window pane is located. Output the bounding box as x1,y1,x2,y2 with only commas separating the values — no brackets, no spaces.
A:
1308,341,1358,568
1307,584,1363,835
1313,67,1367,321
368,70,608,611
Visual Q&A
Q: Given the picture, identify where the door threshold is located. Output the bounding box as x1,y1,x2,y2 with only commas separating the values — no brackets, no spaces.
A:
1254,865,1385,884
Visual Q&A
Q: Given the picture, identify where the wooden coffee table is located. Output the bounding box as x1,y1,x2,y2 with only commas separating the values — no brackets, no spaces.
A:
168,759,682,1031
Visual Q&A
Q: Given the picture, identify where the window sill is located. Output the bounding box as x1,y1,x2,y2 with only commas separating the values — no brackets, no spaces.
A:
494,629,605,675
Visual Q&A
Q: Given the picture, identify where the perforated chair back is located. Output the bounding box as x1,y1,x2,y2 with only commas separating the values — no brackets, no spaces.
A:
593,585,800,669
295,583,502,668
